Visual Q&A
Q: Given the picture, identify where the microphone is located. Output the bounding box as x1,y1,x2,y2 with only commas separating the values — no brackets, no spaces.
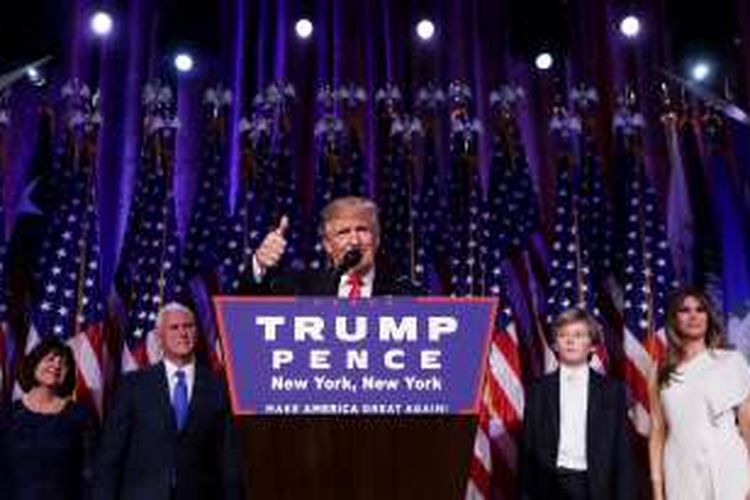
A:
334,248,363,277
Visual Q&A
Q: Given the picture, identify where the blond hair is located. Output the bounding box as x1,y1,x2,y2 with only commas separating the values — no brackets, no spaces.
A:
319,196,380,239
552,307,603,345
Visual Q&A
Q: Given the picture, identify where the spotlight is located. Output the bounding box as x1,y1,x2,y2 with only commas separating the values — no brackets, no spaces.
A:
416,19,435,41
691,61,711,82
90,10,114,37
619,15,641,38
295,18,313,39
25,66,45,86
535,52,554,70
174,53,194,73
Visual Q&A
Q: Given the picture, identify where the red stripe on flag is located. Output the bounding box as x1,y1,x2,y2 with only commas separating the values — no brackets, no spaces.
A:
467,412,492,497
74,365,97,417
644,332,666,365
623,356,651,414
485,352,523,432
495,332,522,382
467,322,525,500
85,323,106,370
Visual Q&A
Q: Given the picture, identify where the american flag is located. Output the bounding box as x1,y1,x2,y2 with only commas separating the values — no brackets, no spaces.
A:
413,85,449,292
182,85,232,279
310,83,350,269
466,303,524,500
676,109,722,289
220,83,300,288
482,85,552,378
219,111,271,292
115,83,177,297
382,112,422,279
337,83,367,198
375,84,414,277
181,85,232,368
545,101,609,373
309,84,368,272
614,100,675,435
116,82,186,371
5,105,60,401
572,86,614,287
264,82,303,269
664,108,695,286
65,181,107,417
466,169,526,498
546,108,587,321
30,80,107,416
373,83,404,271
465,86,539,500
576,98,621,367
577,106,614,282
447,81,484,297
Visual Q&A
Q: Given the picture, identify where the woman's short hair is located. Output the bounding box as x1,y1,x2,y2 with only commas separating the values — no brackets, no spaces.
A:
551,307,603,345
19,337,77,397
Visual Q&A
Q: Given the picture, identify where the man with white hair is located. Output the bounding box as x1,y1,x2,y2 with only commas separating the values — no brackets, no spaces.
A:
94,303,244,500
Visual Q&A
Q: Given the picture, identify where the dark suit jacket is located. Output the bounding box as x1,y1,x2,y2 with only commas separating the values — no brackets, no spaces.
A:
519,369,635,500
93,363,244,500
243,267,423,296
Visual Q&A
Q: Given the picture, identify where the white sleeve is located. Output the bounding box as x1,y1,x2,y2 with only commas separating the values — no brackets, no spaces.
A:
251,254,266,283
706,350,750,419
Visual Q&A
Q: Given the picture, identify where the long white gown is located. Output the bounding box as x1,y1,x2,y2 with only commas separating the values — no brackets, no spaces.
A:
661,349,750,500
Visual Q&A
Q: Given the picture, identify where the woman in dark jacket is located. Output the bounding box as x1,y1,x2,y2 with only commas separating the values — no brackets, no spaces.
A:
0,337,97,500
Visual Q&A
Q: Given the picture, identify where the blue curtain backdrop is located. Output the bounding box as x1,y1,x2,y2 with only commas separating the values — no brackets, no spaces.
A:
1,0,750,381
0,0,745,290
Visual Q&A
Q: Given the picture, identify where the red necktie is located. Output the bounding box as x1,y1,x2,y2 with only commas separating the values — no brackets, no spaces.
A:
346,273,363,299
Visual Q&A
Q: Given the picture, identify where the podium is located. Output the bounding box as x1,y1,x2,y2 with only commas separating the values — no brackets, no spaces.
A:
237,415,476,499
214,297,496,499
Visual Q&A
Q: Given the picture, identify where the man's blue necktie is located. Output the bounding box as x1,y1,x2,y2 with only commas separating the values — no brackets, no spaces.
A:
172,370,188,430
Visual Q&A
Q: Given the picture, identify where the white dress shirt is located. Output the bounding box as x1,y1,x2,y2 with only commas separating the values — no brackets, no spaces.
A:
251,255,266,283
556,363,589,470
164,358,196,403
338,269,375,298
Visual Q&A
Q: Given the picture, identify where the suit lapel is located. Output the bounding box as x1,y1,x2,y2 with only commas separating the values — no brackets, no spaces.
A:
372,272,394,296
305,270,338,295
543,372,561,466
373,272,420,296
153,363,178,433
321,274,338,295
586,369,603,466
183,366,208,432
372,273,385,296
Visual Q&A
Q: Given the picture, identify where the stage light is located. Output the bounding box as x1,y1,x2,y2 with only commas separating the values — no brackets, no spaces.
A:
691,61,711,82
295,19,313,39
25,66,45,86
25,67,39,80
416,19,435,41
90,11,114,37
174,53,194,73
535,52,554,70
619,15,641,38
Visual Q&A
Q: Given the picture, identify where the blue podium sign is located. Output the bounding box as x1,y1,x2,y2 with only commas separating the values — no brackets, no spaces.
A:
214,297,497,415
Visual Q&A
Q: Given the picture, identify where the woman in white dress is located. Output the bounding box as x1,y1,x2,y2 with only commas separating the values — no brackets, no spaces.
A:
649,288,750,500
